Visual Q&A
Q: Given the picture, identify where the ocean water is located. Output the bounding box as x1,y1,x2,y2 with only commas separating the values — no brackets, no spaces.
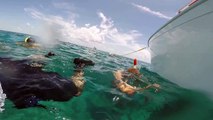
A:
0,30,213,120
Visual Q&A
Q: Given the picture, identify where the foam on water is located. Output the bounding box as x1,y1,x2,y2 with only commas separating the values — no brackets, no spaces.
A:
0,82,6,112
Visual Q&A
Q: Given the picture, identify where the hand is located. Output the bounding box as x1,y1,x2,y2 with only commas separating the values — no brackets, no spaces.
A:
152,83,160,88
152,83,160,93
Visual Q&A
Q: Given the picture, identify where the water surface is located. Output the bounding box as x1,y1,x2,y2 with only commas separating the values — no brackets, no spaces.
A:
0,30,213,120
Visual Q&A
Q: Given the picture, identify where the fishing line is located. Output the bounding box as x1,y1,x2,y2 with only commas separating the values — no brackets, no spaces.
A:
122,47,147,56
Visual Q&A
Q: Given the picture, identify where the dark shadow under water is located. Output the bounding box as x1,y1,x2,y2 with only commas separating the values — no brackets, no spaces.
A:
0,57,78,108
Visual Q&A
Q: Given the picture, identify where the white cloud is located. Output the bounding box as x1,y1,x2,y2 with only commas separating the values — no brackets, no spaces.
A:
26,22,31,26
16,27,23,32
24,8,150,63
52,2,78,19
132,3,172,20
52,2,75,10
24,8,47,20
85,23,90,27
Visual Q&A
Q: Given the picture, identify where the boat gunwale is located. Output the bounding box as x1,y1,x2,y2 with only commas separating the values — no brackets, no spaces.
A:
147,0,208,47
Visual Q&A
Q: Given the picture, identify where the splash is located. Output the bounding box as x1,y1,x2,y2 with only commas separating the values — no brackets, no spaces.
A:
33,23,60,48
0,82,6,112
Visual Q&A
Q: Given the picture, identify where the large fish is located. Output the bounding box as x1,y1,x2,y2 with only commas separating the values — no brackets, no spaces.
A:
0,58,78,108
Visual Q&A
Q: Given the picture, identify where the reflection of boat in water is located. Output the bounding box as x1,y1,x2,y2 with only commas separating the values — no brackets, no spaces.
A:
148,0,213,95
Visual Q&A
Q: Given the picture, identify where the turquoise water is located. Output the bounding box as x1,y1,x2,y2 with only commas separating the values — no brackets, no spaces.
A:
0,30,213,120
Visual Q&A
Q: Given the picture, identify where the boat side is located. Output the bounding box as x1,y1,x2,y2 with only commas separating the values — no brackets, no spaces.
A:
148,0,213,95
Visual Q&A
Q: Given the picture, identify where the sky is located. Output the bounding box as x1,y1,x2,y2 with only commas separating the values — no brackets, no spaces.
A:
0,0,191,63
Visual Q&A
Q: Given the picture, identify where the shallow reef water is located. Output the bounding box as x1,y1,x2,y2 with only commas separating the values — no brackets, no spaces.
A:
0,30,213,120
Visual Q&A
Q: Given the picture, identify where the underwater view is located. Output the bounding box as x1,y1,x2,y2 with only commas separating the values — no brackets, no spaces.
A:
1,30,213,120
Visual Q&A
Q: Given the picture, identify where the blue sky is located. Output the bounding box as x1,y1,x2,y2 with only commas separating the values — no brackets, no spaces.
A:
0,0,191,63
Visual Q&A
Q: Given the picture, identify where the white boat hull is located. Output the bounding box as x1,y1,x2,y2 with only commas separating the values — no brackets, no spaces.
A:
149,0,213,95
